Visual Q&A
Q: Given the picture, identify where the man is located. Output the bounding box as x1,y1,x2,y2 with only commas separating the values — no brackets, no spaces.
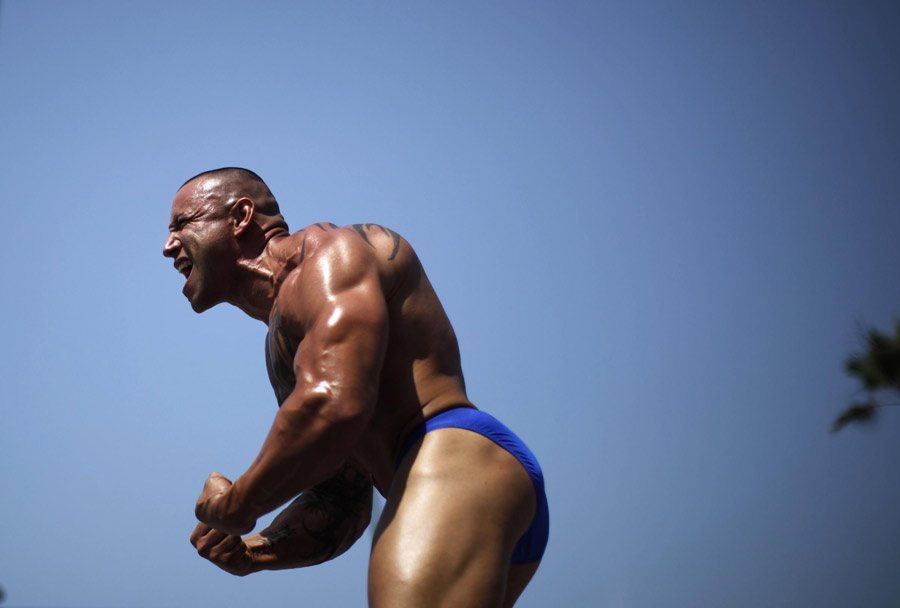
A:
163,168,549,607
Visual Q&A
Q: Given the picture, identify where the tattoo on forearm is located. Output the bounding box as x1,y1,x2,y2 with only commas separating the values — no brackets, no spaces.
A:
251,524,297,552
251,463,373,566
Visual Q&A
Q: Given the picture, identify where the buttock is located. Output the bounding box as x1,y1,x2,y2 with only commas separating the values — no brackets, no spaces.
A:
396,407,549,564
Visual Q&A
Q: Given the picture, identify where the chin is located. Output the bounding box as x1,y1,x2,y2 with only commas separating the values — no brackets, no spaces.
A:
189,298,213,313
184,283,215,313
187,292,220,314
183,271,229,314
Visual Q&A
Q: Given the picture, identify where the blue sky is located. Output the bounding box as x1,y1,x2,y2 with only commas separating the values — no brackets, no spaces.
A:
2,1,899,606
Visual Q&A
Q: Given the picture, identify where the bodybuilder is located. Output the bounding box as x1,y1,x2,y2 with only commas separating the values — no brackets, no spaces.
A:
163,168,549,607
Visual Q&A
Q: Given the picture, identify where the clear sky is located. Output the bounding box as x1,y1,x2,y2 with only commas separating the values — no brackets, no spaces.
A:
2,1,899,606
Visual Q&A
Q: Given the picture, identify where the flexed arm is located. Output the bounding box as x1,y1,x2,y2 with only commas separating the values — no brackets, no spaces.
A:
191,462,373,574
248,461,373,568
195,234,388,535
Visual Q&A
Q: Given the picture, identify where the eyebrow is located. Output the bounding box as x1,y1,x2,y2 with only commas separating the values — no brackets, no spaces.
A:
169,214,186,231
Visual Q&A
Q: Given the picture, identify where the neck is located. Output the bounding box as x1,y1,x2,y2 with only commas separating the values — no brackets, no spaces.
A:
227,235,290,323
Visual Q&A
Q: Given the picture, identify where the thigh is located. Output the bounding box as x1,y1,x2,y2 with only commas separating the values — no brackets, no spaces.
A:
503,561,541,608
369,428,537,608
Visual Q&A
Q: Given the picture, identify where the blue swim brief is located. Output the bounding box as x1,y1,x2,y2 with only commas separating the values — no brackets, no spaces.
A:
396,407,549,564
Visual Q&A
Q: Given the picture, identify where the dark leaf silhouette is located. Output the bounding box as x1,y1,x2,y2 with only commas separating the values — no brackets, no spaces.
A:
844,321,900,391
834,320,900,432
831,401,878,433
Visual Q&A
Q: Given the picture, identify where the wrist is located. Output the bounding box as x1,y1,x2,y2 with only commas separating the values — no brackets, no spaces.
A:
220,485,257,535
243,535,278,573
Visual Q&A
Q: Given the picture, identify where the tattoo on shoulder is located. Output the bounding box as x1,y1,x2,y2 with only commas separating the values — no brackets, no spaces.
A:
313,222,339,231
350,223,401,261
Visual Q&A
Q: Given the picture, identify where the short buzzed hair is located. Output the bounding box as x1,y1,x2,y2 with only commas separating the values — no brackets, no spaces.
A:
180,167,265,189
181,167,289,234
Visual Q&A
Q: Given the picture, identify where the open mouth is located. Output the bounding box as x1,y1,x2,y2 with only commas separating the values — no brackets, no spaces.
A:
176,258,194,278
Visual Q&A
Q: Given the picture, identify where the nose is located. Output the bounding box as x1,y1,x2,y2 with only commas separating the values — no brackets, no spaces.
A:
163,232,180,258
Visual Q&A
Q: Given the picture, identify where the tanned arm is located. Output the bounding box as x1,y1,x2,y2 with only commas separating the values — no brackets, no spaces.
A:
190,462,372,575
195,234,388,535
245,461,373,571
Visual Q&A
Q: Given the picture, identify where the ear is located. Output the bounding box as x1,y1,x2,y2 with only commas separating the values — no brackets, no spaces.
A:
231,198,254,237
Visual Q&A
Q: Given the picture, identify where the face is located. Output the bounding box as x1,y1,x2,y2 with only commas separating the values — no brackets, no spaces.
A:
163,180,239,312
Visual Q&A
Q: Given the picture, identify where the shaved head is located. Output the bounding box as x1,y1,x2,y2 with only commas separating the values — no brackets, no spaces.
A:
180,167,289,234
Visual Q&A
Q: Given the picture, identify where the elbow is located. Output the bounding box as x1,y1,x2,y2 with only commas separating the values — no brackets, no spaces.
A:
300,381,375,433
349,503,373,547
280,386,374,472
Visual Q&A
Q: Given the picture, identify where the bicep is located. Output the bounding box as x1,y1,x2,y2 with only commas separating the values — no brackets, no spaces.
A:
290,269,389,420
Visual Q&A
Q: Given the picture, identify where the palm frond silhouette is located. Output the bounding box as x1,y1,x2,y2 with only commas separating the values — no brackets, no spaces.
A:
833,320,900,432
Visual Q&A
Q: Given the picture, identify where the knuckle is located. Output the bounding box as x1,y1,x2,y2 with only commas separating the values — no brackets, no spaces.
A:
189,528,204,546
222,536,241,551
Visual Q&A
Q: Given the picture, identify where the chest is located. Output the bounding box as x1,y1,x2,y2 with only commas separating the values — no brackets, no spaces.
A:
265,313,299,406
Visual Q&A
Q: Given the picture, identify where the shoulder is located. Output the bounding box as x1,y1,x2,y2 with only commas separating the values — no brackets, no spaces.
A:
273,225,391,327
299,222,415,285
278,224,381,283
310,225,385,283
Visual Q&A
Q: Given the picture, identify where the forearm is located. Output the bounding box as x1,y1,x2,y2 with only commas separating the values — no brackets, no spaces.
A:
228,394,371,521
243,464,373,571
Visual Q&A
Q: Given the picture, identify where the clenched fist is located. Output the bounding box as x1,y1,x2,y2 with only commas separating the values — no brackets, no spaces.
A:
190,522,254,576
195,472,256,536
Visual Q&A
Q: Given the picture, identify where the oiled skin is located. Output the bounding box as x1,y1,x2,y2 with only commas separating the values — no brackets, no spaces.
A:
261,223,475,494
167,174,540,606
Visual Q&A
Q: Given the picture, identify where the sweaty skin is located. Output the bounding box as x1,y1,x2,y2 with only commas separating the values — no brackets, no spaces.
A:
165,170,541,607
